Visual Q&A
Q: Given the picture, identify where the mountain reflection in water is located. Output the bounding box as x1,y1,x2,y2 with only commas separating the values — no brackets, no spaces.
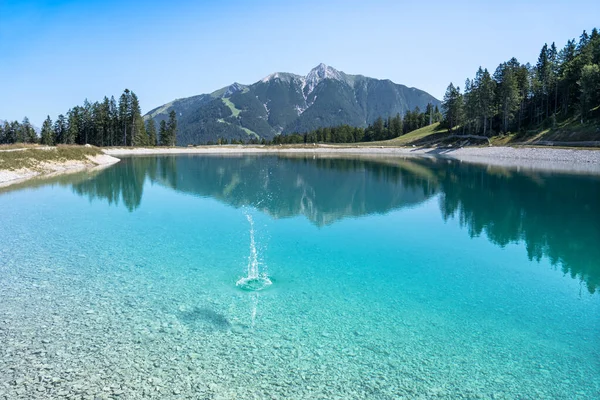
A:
63,154,600,294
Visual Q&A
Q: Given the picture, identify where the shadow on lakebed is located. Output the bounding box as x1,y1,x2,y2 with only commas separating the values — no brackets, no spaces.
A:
178,307,232,332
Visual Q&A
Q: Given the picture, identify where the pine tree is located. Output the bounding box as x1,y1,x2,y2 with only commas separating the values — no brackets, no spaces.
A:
40,116,55,145
558,39,578,115
425,103,434,126
90,101,103,146
548,42,560,117
54,114,67,144
66,107,81,144
130,92,146,146
146,119,157,146
81,99,93,145
20,117,37,143
577,30,590,52
109,96,118,146
384,116,391,139
372,117,384,141
478,69,496,135
579,64,600,122
591,28,600,65
391,113,402,137
513,62,530,131
1,121,16,144
118,89,131,146
166,110,178,146
434,105,442,123
536,44,553,120
8,121,19,144
159,120,168,146
463,78,477,134
98,97,111,147
353,127,364,142
442,83,464,132
15,120,25,143
495,62,521,133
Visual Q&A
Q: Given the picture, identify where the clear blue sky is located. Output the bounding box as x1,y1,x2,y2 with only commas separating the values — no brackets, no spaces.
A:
1,0,599,126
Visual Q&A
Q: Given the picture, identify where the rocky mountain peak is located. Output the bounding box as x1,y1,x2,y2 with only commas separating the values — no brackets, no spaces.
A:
306,63,342,83
224,82,244,97
303,63,344,96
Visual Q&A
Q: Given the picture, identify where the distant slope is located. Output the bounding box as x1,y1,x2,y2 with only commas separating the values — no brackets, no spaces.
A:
145,64,440,145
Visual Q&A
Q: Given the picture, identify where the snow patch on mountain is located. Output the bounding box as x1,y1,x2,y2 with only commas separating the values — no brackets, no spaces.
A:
261,64,346,100
303,63,344,97
261,73,279,83
260,72,303,84
306,63,342,88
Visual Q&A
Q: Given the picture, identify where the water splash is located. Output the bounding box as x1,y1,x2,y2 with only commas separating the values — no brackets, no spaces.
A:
236,212,272,291
250,292,258,328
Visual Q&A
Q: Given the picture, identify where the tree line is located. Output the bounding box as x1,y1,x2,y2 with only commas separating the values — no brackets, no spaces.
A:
270,104,441,145
442,28,600,135
264,104,441,145
0,89,177,147
0,117,38,144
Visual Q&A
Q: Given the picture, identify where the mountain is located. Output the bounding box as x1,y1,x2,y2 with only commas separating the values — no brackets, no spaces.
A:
145,64,440,145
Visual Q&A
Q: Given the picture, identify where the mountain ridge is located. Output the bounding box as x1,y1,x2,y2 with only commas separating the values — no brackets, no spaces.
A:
146,64,440,145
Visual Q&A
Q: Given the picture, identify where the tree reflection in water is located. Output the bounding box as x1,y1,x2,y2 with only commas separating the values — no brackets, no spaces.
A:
69,154,600,294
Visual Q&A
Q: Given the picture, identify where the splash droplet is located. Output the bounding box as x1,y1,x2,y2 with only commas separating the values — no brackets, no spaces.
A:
236,212,272,291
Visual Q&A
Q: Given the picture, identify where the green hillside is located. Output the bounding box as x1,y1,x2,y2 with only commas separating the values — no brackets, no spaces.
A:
380,123,446,146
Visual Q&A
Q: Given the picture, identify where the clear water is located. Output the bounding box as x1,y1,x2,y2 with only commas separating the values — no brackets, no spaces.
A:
0,155,598,399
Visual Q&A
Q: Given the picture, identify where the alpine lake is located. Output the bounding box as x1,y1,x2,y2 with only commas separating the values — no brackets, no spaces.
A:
0,154,598,399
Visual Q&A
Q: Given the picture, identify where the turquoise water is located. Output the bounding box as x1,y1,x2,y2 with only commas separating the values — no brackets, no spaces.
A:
0,155,599,399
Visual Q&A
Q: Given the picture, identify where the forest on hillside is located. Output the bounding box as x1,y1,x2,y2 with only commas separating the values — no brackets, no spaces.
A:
265,104,442,145
441,28,600,135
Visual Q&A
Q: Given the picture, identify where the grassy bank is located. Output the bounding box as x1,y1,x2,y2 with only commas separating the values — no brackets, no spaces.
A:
0,145,102,171
335,123,448,148
367,119,600,148
488,117,600,146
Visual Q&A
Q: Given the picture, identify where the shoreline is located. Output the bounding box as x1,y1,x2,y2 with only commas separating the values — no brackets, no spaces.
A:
0,153,120,189
104,145,600,175
1,145,600,189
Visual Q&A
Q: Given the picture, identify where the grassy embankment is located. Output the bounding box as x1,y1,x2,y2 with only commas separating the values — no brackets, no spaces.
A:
0,145,102,171
366,115,600,148
348,123,449,147
490,115,600,147
382,123,448,146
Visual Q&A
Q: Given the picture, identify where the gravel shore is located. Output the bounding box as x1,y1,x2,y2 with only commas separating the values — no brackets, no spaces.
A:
104,145,600,175
0,154,120,188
